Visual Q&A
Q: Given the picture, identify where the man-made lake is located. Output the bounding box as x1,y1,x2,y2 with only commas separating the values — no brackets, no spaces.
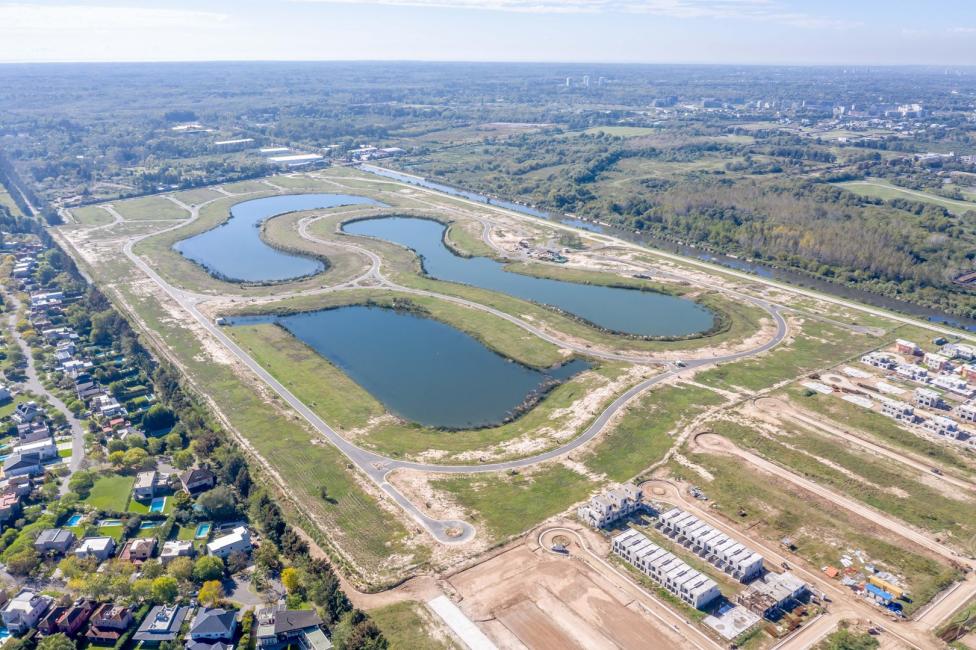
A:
344,216,715,338
362,165,976,331
234,305,589,429
175,193,380,283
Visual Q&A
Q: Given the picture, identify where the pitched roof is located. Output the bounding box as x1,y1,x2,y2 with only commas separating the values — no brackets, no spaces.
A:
190,608,237,638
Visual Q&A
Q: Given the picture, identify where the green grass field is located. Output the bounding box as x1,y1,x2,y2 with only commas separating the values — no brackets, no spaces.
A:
82,474,135,512
433,464,599,541
171,187,224,205
369,602,460,650
697,319,881,392
0,190,24,216
835,179,976,215
583,383,724,481
69,205,114,226
112,195,190,221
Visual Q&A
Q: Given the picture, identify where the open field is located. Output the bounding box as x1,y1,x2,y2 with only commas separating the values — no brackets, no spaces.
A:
582,382,725,481
69,205,114,226
583,126,659,137
111,195,190,221
669,451,961,615
433,465,599,541
836,179,976,215
0,190,23,216
708,419,976,550
368,601,461,650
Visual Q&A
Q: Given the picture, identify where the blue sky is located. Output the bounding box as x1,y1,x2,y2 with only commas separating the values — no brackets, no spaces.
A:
2,0,975,64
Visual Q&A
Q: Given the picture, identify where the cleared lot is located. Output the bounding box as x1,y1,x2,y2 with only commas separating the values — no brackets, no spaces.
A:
448,543,696,649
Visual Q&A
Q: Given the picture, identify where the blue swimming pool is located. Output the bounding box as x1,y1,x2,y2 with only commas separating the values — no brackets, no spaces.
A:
66,514,83,527
195,523,211,538
149,497,166,513
139,521,160,530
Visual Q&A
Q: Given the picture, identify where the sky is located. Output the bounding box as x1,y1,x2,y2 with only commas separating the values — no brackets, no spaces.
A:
1,0,975,65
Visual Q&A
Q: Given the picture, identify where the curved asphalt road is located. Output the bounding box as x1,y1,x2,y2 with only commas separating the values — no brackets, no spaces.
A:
103,187,789,544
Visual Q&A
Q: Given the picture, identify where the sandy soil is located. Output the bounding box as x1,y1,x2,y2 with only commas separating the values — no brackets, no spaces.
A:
448,543,691,650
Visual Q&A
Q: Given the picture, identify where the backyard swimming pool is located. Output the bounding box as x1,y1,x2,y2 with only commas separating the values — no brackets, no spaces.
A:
66,514,83,527
195,523,212,538
149,496,166,513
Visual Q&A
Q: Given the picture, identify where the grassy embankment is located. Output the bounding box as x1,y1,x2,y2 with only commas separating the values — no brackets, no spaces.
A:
368,602,461,650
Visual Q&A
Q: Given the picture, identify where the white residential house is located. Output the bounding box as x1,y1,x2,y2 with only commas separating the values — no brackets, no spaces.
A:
207,526,252,558
880,398,916,422
13,437,57,462
657,507,765,582
160,540,195,565
612,529,720,609
956,403,976,423
577,484,644,528
922,415,960,438
2,590,53,634
132,471,161,500
924,352,953,372
74,537,117,562
914,387,944,409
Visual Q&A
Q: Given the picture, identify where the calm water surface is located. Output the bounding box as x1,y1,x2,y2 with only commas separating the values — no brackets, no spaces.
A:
234,306,589,429
344,216,715,338
175,193,381,282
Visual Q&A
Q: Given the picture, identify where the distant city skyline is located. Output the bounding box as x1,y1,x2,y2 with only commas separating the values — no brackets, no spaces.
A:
2,0,976,65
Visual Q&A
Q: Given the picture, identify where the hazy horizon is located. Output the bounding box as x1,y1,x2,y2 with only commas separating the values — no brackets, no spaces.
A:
2,1,975,66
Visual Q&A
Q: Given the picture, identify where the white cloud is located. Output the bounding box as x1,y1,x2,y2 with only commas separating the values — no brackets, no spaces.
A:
0,3,228,33
291,0,857,27
949,26,976,33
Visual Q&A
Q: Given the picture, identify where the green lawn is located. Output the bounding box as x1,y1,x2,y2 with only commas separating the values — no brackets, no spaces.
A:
69,206,114,226
583,383,725,480
369,602,460,650
128,495,173,515
697,319,881,392
433,464,599,541
111,195,190,221
81,474,135,512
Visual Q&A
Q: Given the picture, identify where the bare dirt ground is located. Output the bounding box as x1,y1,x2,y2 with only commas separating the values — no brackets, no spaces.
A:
447,541,691,649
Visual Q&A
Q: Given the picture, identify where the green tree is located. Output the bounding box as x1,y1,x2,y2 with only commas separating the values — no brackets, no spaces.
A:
193,555,224,582
150,576,179,603
197,486,237,521
37,633,76,650
281,567,302,594
143,404,175,432
198,580,224,608
168,556,194,582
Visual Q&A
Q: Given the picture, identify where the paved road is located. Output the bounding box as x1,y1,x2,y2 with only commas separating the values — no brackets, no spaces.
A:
4,293,87,483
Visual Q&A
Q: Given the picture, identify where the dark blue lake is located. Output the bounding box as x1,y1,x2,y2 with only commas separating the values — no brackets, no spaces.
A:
343,216,715,338
175,193,381,282
234,305,589,429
